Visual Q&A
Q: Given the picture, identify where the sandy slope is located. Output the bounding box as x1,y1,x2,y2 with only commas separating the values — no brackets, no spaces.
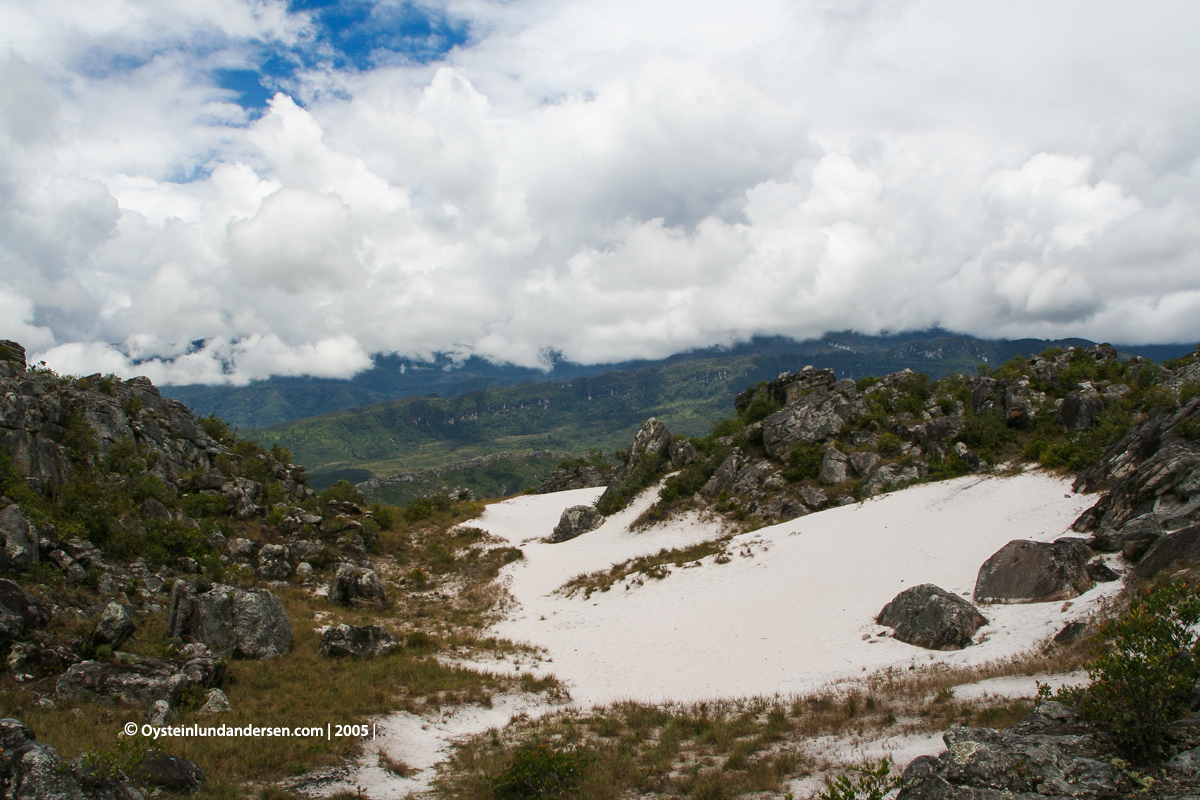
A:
481,471,1119,706
329,470,1123,797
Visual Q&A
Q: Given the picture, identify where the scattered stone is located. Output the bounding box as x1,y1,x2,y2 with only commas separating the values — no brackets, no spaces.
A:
973,539,1094,604
551,505,604,543
258,544,290,580
317,624,399,658
57,660,196,708
877,584,988,650
91,602,136,652
196,688,231,715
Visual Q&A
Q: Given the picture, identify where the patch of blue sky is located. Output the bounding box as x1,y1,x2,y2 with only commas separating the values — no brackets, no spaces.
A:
289,0,471,71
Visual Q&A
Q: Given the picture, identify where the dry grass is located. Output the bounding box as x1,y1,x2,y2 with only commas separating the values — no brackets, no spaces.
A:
0,497,569,799
433,640,1097,800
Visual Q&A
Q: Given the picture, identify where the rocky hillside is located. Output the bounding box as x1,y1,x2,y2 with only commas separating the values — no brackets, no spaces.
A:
566,342,1199,533
0,339,454,797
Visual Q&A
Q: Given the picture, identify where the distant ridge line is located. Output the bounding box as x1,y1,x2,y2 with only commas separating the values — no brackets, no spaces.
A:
356,449,570,493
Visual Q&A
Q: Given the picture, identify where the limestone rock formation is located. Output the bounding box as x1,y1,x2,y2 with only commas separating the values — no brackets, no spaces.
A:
877,584,987,650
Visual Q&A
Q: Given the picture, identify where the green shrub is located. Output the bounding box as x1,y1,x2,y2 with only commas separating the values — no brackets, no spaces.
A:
1061,579,1200,763
926,450,970,481
855,376,880,391
740,393,780,425
320,479,366,506
369,503,396,531
405,630,434,649
957,412,1013,458
198,414,234,446
782,442,824,482
489,744,587,800
710,415,745,438
818,759,899,800
595,454,666,515
181,493,232,519
877,433,901,455
404,496,433,521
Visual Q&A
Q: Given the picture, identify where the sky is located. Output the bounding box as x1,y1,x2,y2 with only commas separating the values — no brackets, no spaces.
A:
2,0,1199,385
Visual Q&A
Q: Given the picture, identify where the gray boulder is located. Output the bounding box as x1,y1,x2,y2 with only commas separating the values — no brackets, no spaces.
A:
0,504,38,573
258,544,290,580
1090,514,1163,563
167,582,292,659
90,602,136,652
669,439,698,468
973,540,1093,604
551,505,604,543
848,451,881,477
797,485,828,509
1058,389,1105,431
818,447,850,485
877,584,987,650
193,468,226,490
197,688,231,715
702,452,745,498
3,733,91,800
328,564,387,607
862,463,923,497
0,579,50,643
290,539,325,563
1129,524,1200,586
317,624,399,658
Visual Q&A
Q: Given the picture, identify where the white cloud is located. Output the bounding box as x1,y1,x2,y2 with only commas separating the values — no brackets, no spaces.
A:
2,0,1199,384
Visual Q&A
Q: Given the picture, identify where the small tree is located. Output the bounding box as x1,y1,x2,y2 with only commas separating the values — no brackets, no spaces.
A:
1067,579,1200,763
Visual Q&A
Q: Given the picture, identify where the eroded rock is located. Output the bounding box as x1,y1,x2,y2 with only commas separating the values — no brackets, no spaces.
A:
551,505,604,543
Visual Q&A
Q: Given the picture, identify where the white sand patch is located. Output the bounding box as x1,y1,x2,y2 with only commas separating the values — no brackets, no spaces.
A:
313,471,1122,796
483,471,1119,706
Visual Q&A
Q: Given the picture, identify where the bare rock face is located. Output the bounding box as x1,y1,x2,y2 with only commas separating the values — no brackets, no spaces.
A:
762,382,866,459
328,564,387,607
317,623,399,658
877,584,987,650
551,505,604,543
973,540,1093,604
702,451,745,498
1058,389,1105,431
862,463,924,497
57,660,195,708
167,582,293,659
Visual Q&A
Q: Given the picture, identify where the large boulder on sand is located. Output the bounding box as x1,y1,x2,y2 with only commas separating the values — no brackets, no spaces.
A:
551,505,604,543
167,582,292,659
973,540,1093,604
877,584,988,650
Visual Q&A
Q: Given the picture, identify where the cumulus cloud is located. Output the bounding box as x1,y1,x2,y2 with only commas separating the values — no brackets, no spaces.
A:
1,0,1199,383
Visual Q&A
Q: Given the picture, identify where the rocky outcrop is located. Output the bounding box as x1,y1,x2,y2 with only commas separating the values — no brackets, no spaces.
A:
862,463,925,497
550,505,604,543
328,565,387,607
258,544,290,580
762,379,866,458
1072,398,1200,536
596,418,677,511
897,702,1127,800
0,717,149,800
0,504,38,574
57,659,201,709
167,582,293,659
974,540,1093,604
1058,387,1105,431
877,584,987,650
702,451,745,498
317,624,399,658
0,579,50,643
819,447,850,485
735,366,838,412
